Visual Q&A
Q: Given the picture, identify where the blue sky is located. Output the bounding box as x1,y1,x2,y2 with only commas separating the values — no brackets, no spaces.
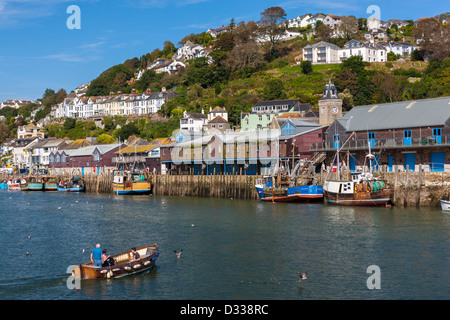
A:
0,0,448,103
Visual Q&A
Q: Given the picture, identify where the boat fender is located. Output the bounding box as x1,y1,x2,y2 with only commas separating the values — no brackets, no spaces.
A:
124,266,132,271
106,270,113,279
144,261,151,266
100,270,108,274
133,264,141,269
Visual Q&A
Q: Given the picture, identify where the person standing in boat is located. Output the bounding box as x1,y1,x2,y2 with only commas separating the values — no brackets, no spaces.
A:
90,244,103,267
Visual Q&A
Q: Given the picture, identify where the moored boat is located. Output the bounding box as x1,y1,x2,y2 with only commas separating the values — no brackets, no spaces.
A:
324,172,392,207
43,176,58,191
7,179,21,191
20,178,29,191
112,171,151,195
256,175,323,203
0,181,8,189
27,176,44,191
57,176,85,192
440,200,450,212
72,244,159,280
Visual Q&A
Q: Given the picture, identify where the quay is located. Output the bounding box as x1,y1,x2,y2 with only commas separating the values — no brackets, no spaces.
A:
1,170,450,208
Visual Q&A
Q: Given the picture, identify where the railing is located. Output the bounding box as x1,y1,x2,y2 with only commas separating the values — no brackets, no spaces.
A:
112,155,147,164
310,136,449,151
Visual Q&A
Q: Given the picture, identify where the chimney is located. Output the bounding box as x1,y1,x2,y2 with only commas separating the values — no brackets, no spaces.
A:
145,88,151,95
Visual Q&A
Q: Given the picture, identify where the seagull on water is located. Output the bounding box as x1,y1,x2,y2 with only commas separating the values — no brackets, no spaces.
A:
174,250,183,259
298,272,308,282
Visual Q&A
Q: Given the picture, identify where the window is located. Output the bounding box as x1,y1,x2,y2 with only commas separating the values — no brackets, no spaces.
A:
93,151,100,161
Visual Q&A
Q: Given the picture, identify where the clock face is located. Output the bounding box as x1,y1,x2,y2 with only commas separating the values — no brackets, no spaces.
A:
332,106,338,113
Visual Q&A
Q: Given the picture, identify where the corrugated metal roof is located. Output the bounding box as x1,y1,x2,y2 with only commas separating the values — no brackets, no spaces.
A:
67,143,122,157
337,96,450,132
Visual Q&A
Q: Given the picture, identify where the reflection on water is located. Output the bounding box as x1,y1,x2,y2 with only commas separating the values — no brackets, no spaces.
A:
0,190,449,300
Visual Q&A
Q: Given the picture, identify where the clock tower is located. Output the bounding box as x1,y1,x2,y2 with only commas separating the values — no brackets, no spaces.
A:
318,79,343,125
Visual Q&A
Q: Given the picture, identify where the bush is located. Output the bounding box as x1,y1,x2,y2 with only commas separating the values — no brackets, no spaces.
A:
300,61,313,74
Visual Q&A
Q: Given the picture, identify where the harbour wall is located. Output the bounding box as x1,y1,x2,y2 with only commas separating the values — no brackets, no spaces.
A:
2,170,450,207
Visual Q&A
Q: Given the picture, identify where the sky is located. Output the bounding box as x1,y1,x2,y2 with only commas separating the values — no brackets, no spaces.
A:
0,0,448,103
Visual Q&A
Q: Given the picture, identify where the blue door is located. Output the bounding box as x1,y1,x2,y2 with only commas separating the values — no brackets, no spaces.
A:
81,167,85,175
388,155,394,172
349,154,356,172
403,130,412,146
333,134,340,149
404,153,415,171
368,132,375,148
433,128,442,145
430,152,445,172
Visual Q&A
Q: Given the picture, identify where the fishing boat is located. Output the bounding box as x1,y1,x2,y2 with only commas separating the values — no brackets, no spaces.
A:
43,176,58,191
27,176,44,191
0,181,8,189
440,200,450,212
7,179,21,191
256,175,323,203
20,178,29,191
72,244,159,280
323,137,392,207
112,171,151,195
324,172,392,207
57,176,85,192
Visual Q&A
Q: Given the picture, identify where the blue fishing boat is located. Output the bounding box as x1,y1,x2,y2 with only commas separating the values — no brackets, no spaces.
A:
256,175,323,203
0,182,8,189
57,176,85,192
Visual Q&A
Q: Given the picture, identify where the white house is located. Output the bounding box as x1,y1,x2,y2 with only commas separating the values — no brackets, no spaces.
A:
12,138,39,170
323,15,344,29
207,106,228,122
306,14,325,28
180,110,208,132
303,41,341,64
288,14,311,28
339,40,387,62
207,25,231,38
380,41,417,56
363,29,388,41
30,138,66,169
176,41,211,61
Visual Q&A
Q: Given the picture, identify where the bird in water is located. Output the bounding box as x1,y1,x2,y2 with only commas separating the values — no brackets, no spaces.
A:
298,272,308,282
174,249,183,259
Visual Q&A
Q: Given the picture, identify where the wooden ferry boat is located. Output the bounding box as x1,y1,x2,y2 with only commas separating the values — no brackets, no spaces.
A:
72,245,159,280
112,171,152,195
324,172,392,207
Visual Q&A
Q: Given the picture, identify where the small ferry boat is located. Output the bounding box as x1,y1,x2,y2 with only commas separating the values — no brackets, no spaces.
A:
27,176,44,191
72,244,159,280
57,176,85,192
440,200,450,212
256,175,323,203
43,176,58,191
112,171,151,195
0,182,7,189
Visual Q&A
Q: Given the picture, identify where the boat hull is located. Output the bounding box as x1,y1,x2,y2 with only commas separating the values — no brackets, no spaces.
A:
8,184,20,191
27,183,43,191
323,179,392,207
44,183,58,191
113,181,151,195
256,184,323,203
73,245,159,280
440,200,450,212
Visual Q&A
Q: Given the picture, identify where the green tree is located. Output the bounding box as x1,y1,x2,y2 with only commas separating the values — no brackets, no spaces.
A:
300,60,313,74
63,118,76,131
97,133,116,144
117,123,140,142
263,78,287,100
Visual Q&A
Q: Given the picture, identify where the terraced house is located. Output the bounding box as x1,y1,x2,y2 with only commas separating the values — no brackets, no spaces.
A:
311,96,450,172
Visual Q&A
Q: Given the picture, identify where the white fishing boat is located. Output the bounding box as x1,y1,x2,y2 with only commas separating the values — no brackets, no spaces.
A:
440,200,450,212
